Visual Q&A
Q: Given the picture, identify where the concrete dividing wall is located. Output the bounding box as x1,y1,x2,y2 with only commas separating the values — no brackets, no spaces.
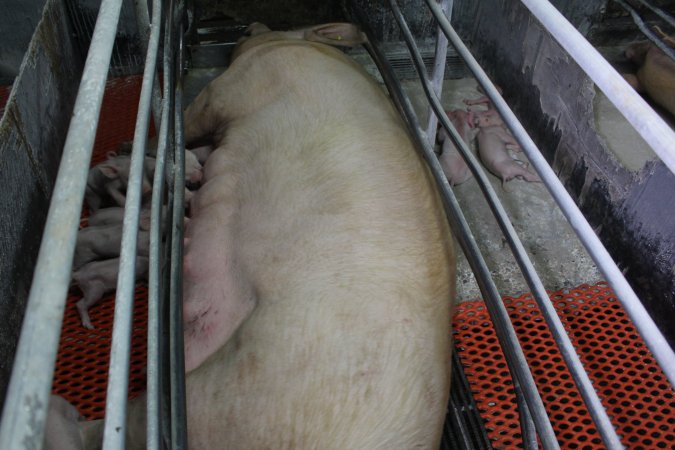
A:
450,0,675,344
196,0,344,26
0,0,83,407
0,0,48,83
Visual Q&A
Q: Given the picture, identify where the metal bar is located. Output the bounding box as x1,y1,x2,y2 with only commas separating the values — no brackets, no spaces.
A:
0,1,125,448
364,25,561,449
521,0,675,172
423,2,627,447
146,0,167,445
424,0,451,145
450,351,494,449
633,0,675,29
614,0,675,60
432,0,675,390
516,380,538,450
388,1,568,447
170,11,189,450
425,3,537,445
134,0,164,128
160,2,178,442
101,0,163,446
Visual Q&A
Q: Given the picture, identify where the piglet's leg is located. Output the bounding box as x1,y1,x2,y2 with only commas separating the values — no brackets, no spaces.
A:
76,280,107,330
105,179,127,208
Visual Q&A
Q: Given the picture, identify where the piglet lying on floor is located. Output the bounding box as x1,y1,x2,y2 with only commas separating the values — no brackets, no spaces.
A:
84,151,203,212
437,109,476,185
475,112,540,186
72,223,149,271
461,86,540,187
71,222,150,328
73,256,149,329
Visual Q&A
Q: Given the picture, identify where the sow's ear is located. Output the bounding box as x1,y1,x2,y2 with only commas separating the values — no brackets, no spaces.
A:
245,22,271,36
304,23,367,47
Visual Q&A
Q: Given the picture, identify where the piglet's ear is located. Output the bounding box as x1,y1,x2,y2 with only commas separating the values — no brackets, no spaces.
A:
98,164,118,179
304,23,367,47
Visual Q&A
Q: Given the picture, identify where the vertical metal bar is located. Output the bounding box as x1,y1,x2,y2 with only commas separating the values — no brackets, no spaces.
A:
430,0,675,393
424,0,451,145
0,1,124,449
145,0,166,445
134,0,164,129
101,0,163,446
519,0,675,173
418,2,625,447
364,30,561,449
516,381,538,449
170,8,189,449
430,3,539,446
424,4,536,445
160,2,178,443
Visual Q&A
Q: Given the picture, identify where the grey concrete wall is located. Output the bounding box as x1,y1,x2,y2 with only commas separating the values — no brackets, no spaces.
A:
344,0,436,42
450,0,675,344
0,0,48,83
65,0,144,75
0,0,84,407
194,0,344,27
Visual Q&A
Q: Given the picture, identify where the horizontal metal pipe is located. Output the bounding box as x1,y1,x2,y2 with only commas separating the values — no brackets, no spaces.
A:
520,0,675,173
0,1,125,449
368,8,562,445
102,0,163,446
430,0,675,428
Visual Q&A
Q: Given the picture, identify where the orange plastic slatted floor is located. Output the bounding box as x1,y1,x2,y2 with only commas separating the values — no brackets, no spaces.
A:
5,76,669,448
454,283,675,449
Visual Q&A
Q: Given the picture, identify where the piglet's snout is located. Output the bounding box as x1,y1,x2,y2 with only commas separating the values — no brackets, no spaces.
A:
187,167,203,185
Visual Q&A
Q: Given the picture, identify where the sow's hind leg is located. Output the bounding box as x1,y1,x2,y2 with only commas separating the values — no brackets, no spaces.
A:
182,198,257,372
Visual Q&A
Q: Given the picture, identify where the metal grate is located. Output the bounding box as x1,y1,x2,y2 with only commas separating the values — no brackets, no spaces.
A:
50,75,151,419
453,282,675,449
51,287,148,420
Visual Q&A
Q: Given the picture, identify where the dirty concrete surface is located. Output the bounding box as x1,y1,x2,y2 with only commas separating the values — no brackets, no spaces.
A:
402,78,607,302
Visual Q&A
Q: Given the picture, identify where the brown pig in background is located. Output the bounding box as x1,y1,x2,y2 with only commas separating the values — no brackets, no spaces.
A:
47,22,455,450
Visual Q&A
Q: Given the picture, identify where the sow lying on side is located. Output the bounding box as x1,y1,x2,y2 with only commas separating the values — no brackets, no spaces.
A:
47,22,456,450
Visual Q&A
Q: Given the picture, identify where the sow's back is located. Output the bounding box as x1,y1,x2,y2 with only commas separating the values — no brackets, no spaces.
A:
178,22,457,449
60,23,457,450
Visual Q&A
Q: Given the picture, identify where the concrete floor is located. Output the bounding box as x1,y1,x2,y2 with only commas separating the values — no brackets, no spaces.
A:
185,67,661,304
403,78,605,302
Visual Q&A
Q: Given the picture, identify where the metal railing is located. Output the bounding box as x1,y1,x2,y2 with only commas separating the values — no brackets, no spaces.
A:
0,0,188,448
0,0,673,449
370,0,675,448
0,0,126,448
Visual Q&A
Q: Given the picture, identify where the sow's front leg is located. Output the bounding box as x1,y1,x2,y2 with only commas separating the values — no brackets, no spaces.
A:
181,204,258,372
